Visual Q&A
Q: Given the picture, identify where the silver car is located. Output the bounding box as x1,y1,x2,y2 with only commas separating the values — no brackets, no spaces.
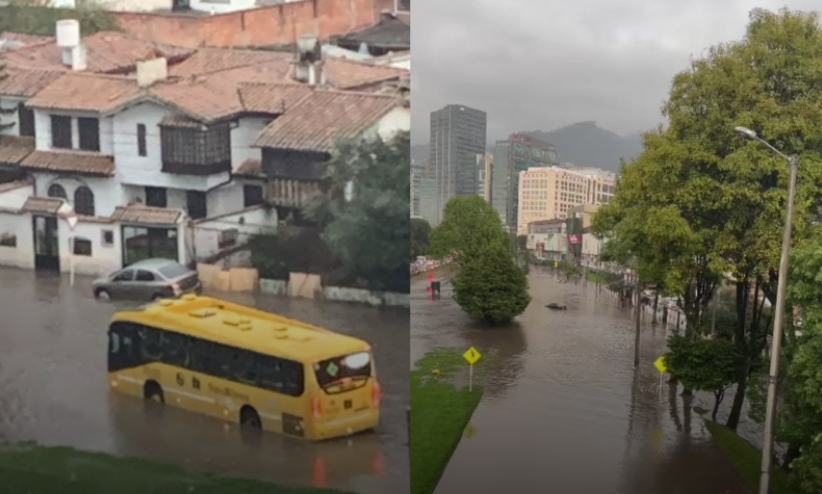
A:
93,258,202,302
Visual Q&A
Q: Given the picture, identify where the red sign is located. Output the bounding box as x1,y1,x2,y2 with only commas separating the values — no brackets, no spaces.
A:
510,135,531,144
567,234,582,245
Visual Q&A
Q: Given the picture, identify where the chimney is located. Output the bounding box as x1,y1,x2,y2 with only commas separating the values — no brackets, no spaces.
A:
293,35,323,86
56,19,85,71
136,57,168,88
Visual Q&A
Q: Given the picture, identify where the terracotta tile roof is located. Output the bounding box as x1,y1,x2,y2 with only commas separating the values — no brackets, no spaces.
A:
21,196,64,214
0,178,32,194
0,68,64,97
237,82,312,114
169,48,406,92
0,136,35,164
253,90,401,152
20,150,115,176
25,72,143,113
158,114,202,128
235,158,262,176
324,57,406,90
4,31,194,74
111,205,184,226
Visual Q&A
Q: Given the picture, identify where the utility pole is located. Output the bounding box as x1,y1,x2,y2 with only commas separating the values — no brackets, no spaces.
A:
634,275,641,366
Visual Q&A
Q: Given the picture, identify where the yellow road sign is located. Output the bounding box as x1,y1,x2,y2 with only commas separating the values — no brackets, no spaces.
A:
654,356,667,374
463,424,478,439
463,347,481,365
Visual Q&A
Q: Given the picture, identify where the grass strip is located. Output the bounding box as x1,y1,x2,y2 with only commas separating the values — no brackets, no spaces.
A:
0,444,356,494
411,347,483,494
705,421,792,494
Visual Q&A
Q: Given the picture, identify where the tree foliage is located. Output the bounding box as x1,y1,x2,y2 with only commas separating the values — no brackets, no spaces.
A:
410,218,431,260
0,0,118,36
593,8,822,434
430,196,530,323
306,132,409,293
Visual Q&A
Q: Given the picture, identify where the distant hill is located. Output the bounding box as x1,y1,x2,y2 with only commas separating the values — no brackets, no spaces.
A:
525,121,643,172
412,122,645,172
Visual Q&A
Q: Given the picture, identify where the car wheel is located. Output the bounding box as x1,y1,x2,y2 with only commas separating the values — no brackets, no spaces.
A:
152,293,164,301
94,288,111,301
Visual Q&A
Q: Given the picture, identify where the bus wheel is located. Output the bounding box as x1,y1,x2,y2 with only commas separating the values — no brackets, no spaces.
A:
143,381,165,404
240,406,261,429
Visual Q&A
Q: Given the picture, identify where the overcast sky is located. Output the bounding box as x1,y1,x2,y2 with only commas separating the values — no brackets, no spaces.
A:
412,0,822,145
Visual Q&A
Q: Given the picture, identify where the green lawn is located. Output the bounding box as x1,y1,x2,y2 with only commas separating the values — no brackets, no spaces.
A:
0,445,356,494
705,421,792,494
411,348,484,494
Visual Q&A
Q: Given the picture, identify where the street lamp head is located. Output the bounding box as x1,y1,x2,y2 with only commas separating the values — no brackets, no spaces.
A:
734,126,758,140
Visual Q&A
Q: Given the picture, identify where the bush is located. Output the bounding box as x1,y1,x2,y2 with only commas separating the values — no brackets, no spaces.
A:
0,1,118,35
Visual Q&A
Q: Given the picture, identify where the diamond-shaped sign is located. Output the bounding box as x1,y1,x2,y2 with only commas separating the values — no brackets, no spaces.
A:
326,362,339,377
654,356,667,374
463,347,481,365
66,214,78,231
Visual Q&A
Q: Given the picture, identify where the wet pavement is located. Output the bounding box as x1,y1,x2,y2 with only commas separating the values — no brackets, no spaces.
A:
0,267,409,494
411,266,752,494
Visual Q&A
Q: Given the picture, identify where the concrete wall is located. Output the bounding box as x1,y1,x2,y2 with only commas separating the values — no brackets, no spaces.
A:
59,218,122,277
258,277,410,307
0,183,34,210
231,117,268,167
112,0,394,48
190,205,277,261
0,211,34,269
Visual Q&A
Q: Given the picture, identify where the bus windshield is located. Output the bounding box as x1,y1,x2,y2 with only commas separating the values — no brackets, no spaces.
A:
314,352,372,390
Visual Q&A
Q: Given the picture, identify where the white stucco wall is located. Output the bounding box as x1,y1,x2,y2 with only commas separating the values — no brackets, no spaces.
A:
48,0,173,11
58,219,122,276
0,212,34,269
231,117,268,168
377,107,410,141
112,102,230,191
0,184,34,210
190,205,277,261
33,173,123,217
0,96,25,137
33,109,115,155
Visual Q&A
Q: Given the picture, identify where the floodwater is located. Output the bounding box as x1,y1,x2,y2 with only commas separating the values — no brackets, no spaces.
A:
0,267,409,494
411,266,751,494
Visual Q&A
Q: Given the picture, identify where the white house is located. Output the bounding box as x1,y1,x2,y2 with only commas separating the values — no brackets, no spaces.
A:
0,21,410,278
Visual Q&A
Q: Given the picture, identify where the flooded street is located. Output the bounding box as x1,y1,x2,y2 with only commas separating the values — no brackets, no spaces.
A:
412,266,751,494
0,267,409,494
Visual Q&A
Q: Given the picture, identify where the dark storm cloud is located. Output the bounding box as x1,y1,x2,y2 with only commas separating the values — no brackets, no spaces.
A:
412,0,822,144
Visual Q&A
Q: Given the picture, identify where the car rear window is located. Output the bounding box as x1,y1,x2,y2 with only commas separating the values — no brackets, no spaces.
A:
157,263,189,279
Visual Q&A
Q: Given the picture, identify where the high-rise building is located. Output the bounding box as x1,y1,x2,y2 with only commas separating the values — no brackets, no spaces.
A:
418,177,438,227
516,166,616,234
429,105,487,223
410,166,422,217
476,152,493,202
491,133,559,231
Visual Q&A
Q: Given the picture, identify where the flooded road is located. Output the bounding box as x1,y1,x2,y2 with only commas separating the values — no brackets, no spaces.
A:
412,266,750,494
0,267,409,494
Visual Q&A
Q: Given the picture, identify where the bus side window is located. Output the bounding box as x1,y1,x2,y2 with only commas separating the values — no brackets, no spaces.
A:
162,331,190,368
139,325,162,361
110,332,120,354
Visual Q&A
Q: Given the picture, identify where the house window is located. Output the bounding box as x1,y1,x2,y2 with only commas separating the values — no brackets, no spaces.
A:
73,237,92,256
47,183,67,199
218,228,238,249
50,115,72,149
137,124,147,157
17,103,34,137
160,123,231,173
243,184,264,207
74,186,95,216
101,229,114,246
145,187,167,208
78,117,100,152
0,233,16,247
186,190,207,220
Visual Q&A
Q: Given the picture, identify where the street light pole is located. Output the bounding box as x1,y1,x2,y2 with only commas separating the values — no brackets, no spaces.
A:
734,126,798,494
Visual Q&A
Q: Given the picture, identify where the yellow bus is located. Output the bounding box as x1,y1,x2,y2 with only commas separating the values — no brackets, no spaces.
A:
107,294,381,441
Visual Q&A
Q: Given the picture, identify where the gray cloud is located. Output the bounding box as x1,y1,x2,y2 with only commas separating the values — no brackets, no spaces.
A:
412,0,822,144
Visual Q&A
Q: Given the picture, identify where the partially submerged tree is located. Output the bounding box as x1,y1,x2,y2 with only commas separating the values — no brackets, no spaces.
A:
410,217,431,260
430,196,530,324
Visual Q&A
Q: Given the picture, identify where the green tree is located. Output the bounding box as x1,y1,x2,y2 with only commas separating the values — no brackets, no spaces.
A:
0,0,118,35
306,132,410,293
664,336,741,421
516,234,527,252
410,218,431,260
430,196,530,323
595,8,822,431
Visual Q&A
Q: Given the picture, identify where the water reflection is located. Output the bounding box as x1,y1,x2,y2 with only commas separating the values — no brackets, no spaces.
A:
0,267,408,494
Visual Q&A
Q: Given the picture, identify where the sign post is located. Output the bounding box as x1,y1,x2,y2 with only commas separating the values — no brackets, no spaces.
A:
654,356,667,398
66,214,78,287
462,346,481,392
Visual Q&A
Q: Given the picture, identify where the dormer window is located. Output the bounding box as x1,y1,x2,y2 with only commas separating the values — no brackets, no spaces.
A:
78,117,100,152
51,116,71,149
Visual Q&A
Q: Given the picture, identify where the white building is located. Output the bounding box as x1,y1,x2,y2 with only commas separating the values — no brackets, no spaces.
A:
0,21,409,277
